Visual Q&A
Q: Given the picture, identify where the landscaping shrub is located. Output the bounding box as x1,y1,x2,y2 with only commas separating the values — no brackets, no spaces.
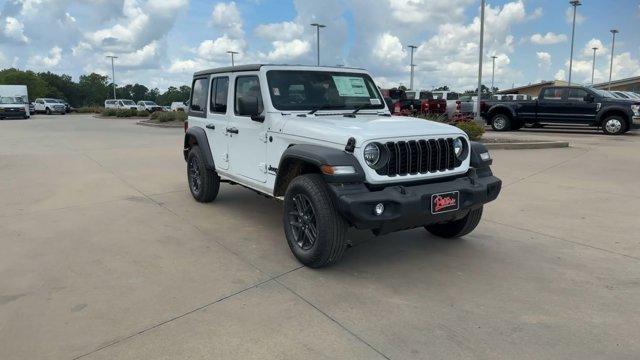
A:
137,110,150,117
102,108,117,116
76,106,104,113
115,109,138,117
150,111,161,120
154,111,188,123
451,120,485,141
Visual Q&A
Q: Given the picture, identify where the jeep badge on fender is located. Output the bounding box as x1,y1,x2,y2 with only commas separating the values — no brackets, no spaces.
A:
183,64,501,268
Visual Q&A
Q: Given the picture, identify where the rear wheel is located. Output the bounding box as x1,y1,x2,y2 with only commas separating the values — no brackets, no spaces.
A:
602,116,627,135
283,174,348,268
425,207,483,238
187,145,220,202
490,113,511,131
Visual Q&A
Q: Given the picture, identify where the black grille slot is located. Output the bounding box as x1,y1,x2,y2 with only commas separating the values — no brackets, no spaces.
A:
376,137,462,176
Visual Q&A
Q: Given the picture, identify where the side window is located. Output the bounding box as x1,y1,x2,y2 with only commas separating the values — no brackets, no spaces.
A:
235,76,263,116
567,88,588,101
190,78,208,116
447,92,459,100
211,77,229,113
541,88,566,101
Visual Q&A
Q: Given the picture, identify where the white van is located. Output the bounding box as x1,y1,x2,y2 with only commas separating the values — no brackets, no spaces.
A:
0,85,30,119
104,99,138,110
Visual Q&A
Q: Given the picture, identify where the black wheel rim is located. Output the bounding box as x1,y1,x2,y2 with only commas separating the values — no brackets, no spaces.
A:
288,194,318,250
188,157,201,194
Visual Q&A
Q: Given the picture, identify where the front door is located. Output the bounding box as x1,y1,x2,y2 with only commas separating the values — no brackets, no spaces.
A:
205,76,230,170
565,88,598,123
228,75,267,183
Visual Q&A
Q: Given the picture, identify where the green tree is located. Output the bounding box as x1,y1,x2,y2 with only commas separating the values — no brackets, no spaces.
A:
37,71,79,105
78,73,110,106
434,85,450,91
0,68,57,101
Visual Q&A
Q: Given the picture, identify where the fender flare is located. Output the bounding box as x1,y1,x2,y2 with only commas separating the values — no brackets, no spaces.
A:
595,106,631,125
183,126,215,170
276,144,366,185
469,141,494,177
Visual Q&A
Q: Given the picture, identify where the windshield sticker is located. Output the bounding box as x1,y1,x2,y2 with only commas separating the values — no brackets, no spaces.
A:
272,87,280,96
370,98,381,105
332,76,370,97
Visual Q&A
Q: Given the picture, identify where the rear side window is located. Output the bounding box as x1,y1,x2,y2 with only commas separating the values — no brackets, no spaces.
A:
210,77,229,113
189,77,209,117
541,88,566,101
446,93,459,100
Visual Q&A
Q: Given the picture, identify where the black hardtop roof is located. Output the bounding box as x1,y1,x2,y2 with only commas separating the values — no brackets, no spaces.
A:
193,64,366,77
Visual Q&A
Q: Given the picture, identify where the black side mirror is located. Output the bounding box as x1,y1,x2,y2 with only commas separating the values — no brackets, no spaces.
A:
238,96,264,122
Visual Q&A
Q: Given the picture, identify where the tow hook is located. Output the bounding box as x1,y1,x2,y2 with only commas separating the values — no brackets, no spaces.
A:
468,167,478,186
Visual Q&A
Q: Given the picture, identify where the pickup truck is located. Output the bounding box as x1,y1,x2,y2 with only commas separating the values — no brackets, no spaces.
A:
432,91,474,119
481,86,640,135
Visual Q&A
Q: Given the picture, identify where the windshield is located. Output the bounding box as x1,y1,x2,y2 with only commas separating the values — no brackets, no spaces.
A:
0,96,19,104
144,101,157,105
44,99,58,103
122,100,136,105
266,70,384,111
592,89,616,98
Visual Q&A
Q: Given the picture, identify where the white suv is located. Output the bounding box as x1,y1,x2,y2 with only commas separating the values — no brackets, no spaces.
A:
137,100,162,112
34,98,66,115
183,64,501,267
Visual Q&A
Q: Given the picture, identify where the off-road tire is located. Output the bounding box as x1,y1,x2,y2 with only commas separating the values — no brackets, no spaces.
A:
425,206,483,238
490,113,512,131
283,174,348,268
601,116,627,135
187,145,219,203
46,108,51,115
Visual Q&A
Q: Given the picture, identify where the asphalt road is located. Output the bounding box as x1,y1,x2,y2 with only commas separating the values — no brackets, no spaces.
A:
1,114,639,359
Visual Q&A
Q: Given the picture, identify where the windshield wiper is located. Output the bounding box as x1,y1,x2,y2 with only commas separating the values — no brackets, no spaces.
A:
308,104,346,114
343,103,375,117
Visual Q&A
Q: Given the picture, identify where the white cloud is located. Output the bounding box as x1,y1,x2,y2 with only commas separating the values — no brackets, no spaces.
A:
3,17,29,43
555,69,566,81
537,52,551,68
255,21,304,41
581,38,607,57
167,59,202,74
388,0,475,24
372,33,406,66
210,1,243,38
530,32,567,45
565,6,586,25
261,39,310,61
528,7,543,20
197,35,246,59
28,46,62,68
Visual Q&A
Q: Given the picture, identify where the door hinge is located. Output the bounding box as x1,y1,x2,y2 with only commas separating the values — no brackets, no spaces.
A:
258,162,267,173
259,131,268,143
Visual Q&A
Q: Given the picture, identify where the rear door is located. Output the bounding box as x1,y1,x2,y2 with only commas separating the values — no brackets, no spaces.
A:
205,76,230,170
537,87,568,122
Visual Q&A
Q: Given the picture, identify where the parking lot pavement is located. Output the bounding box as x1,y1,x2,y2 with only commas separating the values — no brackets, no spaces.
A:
1,115,639,359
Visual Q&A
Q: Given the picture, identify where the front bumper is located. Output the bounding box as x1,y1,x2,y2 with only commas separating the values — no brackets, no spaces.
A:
328,171,501,234
632,116,640,126
0,108,27,118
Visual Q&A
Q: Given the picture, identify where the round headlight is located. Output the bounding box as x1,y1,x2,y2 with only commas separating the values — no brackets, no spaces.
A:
453,137,465,158
363,143,381,167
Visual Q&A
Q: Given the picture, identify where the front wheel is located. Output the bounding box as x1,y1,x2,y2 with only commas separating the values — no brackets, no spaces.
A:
187,145,220,202
283,174,348,268
602,116,627,135
425,207,483,238
490,114,512,131
46,108,51,115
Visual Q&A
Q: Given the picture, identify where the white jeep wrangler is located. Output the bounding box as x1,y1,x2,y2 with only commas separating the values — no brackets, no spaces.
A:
184,65,501,267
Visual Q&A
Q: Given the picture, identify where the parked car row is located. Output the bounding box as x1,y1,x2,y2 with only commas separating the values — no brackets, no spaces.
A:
380,88,474,120
103,99,188,112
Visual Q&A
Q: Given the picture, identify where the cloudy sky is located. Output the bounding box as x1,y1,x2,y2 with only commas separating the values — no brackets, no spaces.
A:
1,0,639,91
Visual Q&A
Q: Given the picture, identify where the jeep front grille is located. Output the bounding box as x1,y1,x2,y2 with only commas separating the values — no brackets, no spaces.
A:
375,138,462,176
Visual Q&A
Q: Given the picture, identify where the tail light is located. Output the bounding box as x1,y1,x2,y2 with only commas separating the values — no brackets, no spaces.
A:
184,120,188,133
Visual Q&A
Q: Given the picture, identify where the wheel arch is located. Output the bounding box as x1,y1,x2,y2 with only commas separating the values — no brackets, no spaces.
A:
597,107,630,126
487,105,515,121
183,126,215,170
273,144,365,197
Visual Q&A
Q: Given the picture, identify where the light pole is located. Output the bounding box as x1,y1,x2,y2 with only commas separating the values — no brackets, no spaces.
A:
491,55,498,93
568,0,581,85
310,23,326,66
408,45,417,90
226,51,238,67
608,29,618,90
106,55,118,99
591,47,598,85
476,0,485,121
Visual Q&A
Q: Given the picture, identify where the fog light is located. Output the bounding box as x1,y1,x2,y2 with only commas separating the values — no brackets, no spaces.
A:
374,203,385,216
480,152,491,161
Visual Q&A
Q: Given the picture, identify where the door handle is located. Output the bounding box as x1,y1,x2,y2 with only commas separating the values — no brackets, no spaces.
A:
205,123,215,129
226,127,239,134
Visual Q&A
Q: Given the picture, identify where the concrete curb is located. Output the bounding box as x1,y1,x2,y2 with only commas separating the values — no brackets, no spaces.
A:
483,141,570,150
136,120,183,128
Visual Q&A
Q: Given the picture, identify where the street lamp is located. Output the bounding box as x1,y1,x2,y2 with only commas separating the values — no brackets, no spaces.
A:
568,0,581,85
408,45,417,90
310,23,326,66
490,55,498,93
591,47,598,85
608,29,619,90
106,55,118,100
476,0,485,121
226,51,238,67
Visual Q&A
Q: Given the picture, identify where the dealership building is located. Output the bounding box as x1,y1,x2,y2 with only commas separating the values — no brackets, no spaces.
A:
497,75,640,97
